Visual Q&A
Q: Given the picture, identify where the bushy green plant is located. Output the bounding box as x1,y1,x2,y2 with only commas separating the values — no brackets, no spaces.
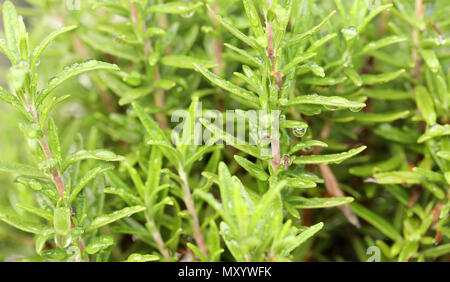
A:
0,0,448,262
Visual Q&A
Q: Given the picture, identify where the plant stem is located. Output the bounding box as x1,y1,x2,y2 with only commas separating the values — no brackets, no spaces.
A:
130,2,168,130
270,112,281,173
28,102,87,256
28,105,66,199
129,2,172,260
412,0,424,82
146,215,171,261
265,0,281,173
178,166,208,257
267,22,275,71
207,2,224,75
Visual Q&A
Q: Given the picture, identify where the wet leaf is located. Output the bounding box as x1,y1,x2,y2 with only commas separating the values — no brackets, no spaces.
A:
64,150,124,169
350,203,402,241
31,25,78,72
16,203,53,221
0,161,47,179
38,60,119,105
289,140,328,154
285,10,336,47
207,5,258,49
299,76,347,86
86,235,114,254
352,111,410,123
420,49,440,73
437,151,450,160
360,69,405,85
343,67,363,87
53,207,71,236
234,155,269,181
70,165,114,202
282,95,365,110
161,55,218,69
418,124,450,143
149,2,203,15
358,36,407,55
295,222,324,245
87,206,146,231
349,154,403,177
415,86,436,125
0,207,47,234
194,63,259,107
293,146,366,164
201,118,263,159
370,171,421,184
289,197,353,209
421,244,450,258
243,0,263,37
2,1,19,63
281,53,317,73
125,253,159,262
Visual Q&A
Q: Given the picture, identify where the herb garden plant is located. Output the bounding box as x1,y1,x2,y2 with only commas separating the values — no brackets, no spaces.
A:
0,0,448,262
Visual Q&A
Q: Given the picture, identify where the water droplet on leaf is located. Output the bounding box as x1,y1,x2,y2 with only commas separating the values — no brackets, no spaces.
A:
350,106,363,112
293,127,306,137
341,26,358,41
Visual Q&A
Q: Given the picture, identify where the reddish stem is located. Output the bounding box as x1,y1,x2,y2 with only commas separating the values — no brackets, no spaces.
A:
207,3,224,75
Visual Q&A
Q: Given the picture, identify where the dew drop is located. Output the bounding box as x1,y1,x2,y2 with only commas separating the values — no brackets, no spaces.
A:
292,127,306,137
256,36,268,48
95,151,117,159
341,26,358,41
343,57,352,67
324,105,338,111
54,233,72,248
436,36,447,45
84,60,97,67
342,26,358,39
181,11,194,18
350,106,363,112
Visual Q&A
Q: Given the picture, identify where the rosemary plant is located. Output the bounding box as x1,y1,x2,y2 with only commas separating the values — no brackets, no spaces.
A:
0,0,448,262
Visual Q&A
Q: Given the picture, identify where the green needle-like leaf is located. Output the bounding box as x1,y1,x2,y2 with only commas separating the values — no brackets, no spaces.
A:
350,202,402,241
38,60,119,105
87,206,146,231
293,146,367,165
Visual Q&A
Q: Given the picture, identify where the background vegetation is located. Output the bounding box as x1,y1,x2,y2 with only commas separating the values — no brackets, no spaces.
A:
0,0,449,262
